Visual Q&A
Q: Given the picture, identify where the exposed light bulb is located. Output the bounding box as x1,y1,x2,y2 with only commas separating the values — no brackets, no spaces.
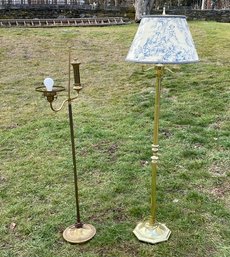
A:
44,77,54,91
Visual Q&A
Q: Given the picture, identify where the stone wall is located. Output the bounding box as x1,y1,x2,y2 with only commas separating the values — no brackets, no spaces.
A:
152,9,230,23
0,7,129,19
0,6,132,19
0,6,229,23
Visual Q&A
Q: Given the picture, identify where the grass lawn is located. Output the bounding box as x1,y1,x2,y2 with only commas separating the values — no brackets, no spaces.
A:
0,21,229,257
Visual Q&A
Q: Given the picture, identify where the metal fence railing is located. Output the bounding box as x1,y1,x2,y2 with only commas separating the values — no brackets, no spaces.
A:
0,0,130,8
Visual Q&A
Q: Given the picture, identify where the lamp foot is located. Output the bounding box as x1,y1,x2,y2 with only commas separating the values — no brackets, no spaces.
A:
133,221,171,244
63,224,96,243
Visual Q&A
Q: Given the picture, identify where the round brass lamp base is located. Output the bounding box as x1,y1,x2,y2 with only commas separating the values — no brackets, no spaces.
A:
133,221,171,244
63,224,96,244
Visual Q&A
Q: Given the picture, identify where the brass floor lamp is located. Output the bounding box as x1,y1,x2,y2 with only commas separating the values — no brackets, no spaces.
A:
126,15,199,244
35,51,96,243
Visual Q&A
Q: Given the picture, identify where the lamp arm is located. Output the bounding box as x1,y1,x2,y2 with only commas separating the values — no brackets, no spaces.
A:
48,94,79,112
49,99,69,112
69,95,79,102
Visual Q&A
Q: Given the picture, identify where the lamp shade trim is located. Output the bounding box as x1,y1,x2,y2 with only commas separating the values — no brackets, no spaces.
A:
142,15,187,18
126,15,199,64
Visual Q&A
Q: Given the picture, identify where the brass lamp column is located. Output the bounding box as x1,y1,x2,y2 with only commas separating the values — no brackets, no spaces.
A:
126,15,199,244
150,65,164,226
35,50,96,243
133,65,171,244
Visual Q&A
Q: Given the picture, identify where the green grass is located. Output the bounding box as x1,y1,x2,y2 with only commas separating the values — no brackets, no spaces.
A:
0,21,230,257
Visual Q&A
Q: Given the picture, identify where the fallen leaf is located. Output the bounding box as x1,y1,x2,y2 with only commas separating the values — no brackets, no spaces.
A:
9,222,16,230
173,199,179,203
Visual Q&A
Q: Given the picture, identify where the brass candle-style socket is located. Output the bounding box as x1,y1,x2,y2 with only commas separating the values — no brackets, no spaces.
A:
71,59,83,93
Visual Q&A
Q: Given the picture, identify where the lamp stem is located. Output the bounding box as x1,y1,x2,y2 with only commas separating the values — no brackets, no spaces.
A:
150,65,164,225
68,48,71,100
68,101,82,228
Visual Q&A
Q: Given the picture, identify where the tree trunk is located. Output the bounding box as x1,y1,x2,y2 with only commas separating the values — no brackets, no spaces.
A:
134,0,143,22
134,0,155,22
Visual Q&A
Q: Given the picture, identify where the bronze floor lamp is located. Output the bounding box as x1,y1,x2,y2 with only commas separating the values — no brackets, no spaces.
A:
36,51,96,243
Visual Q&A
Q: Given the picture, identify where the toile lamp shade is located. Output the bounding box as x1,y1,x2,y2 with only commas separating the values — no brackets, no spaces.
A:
126,15,199,64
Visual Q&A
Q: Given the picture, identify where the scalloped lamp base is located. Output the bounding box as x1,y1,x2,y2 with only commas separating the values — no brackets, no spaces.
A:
133,221,171,244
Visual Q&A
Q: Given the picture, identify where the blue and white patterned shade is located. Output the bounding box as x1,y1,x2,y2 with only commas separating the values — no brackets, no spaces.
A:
126,15,199,64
